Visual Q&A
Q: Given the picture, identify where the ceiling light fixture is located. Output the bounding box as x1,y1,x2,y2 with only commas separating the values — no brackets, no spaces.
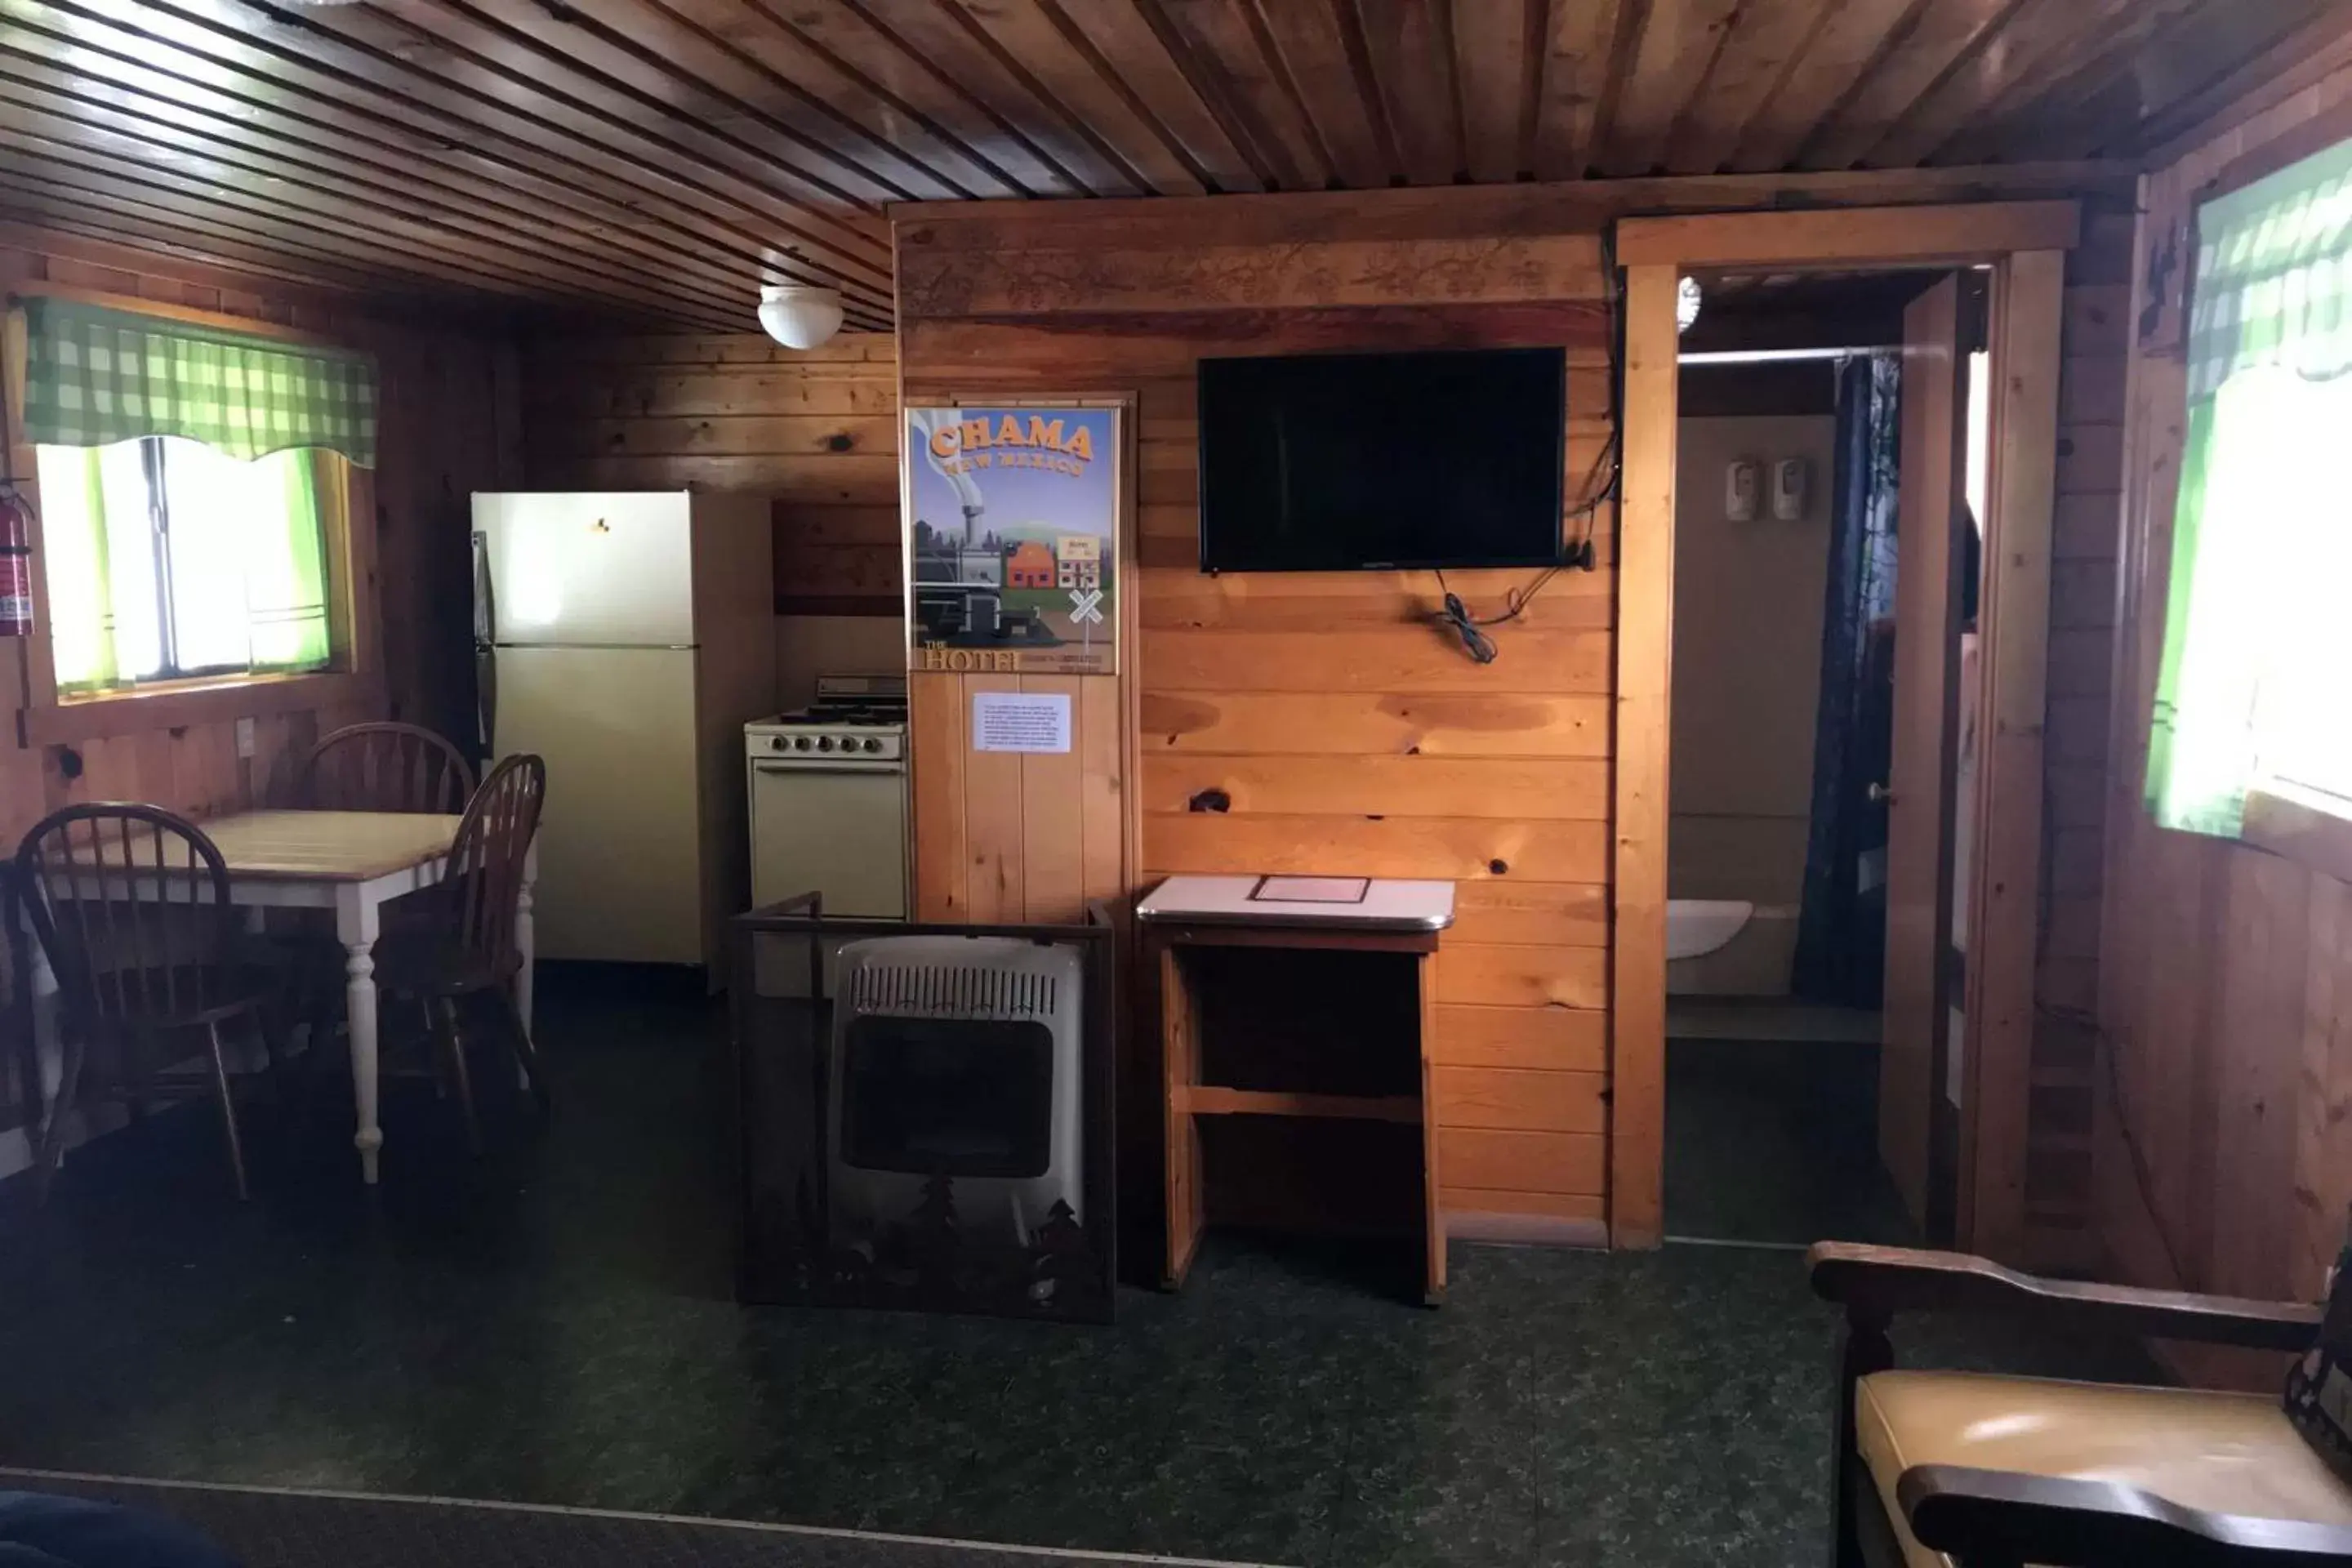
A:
758,283,844,350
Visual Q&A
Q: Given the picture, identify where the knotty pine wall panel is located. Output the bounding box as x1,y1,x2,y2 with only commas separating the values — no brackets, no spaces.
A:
520,333,903,618
1,228,518,1125
896,208,1619,1239
2095,64,2352,1349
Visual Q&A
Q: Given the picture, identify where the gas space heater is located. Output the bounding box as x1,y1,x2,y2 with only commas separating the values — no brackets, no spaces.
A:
826,935,1085,1247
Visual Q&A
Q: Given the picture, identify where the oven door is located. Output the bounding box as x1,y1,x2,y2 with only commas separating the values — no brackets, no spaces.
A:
749,760,908,920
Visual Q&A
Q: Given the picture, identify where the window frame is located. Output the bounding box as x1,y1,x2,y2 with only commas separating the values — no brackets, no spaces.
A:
2,284,380,745
2149,135,2352,878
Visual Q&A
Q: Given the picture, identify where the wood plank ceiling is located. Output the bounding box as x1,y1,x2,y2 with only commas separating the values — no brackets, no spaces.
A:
2,0,2344,331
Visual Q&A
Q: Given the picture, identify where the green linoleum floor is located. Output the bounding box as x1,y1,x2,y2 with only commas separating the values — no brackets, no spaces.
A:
0,970,2155,1567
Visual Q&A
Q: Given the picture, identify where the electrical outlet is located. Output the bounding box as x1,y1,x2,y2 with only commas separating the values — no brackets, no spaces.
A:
234,717,256,760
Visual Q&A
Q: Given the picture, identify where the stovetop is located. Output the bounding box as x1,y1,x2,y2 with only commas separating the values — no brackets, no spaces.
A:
747,675,907,764
764,702,906,728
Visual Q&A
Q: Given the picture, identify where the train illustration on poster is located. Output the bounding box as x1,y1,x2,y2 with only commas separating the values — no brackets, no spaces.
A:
905,403,1120,677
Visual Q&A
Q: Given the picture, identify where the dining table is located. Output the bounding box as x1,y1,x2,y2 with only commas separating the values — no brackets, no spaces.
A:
15,808,537,1184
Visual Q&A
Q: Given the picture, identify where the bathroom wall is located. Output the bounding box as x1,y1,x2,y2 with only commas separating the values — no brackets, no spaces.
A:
1669,412,1838,994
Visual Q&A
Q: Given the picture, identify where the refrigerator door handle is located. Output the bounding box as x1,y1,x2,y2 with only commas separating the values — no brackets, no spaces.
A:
478,648,498,760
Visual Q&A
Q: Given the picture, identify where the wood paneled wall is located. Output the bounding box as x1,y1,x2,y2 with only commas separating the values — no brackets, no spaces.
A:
0,226,519,1123
894,198,1622,1239
892,177,2140,1250
519,333,902,617
2012,207,2136,1268
2096,65,2352,1320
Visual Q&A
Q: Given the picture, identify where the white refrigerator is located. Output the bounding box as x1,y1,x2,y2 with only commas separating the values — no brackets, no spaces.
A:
473,490,775,975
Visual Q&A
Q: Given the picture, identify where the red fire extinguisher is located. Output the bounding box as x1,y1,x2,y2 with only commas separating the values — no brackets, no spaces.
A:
0,479,30,638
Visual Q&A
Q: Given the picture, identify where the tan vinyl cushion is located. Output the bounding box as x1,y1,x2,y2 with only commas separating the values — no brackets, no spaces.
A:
1855,1370,2352,1568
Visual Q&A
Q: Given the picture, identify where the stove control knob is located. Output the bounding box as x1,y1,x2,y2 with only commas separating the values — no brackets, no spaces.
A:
862,737,884,754
792,735,813,751
768,736,786,751
816,735,836,752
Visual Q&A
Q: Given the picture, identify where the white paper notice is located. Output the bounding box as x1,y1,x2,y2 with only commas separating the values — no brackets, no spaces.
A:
971,691,1073,754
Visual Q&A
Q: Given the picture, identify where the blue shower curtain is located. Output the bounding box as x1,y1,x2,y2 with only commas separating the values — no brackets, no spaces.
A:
1791,354,1902,1007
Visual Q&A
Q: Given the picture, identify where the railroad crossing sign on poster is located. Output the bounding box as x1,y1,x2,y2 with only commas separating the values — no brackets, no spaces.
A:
905,403,1122,677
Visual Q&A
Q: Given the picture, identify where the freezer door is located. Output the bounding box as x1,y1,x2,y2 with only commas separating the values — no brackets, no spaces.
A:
492,645,705,966
474,491,697,648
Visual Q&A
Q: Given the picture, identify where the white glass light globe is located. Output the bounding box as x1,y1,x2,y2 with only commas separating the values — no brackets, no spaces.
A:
757,284,845,350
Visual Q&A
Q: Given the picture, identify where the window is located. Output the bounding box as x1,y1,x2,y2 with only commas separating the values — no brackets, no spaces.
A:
2145,134,2352,839
10,292,376,706
34,437,335,692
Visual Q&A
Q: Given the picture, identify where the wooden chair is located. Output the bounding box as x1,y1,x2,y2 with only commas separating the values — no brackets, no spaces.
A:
1815,1241,2352,1566
11,804,292,1202
374,754,549,1153
300,722,474,814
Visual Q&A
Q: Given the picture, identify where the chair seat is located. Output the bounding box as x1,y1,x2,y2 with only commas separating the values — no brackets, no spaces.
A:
1856,1370,2352,1568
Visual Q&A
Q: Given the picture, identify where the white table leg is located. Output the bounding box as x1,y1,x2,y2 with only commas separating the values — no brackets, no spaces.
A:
513,840,537,1089
335,886,384,1184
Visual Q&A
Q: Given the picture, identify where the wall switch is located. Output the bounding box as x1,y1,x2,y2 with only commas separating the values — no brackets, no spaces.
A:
234,717,256,760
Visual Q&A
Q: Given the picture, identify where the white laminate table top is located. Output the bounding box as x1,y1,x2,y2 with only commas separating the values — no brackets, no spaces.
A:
1137,875,1454,932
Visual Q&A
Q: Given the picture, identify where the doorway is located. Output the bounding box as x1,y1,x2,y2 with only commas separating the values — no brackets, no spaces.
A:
1659,269,1990,1249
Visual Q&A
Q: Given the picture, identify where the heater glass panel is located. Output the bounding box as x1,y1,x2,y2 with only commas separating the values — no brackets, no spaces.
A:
840,1016,1055,1178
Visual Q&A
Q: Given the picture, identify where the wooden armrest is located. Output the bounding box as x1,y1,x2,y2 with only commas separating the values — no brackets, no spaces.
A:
1900,1464,2352,1566
1808,1242,2320,1352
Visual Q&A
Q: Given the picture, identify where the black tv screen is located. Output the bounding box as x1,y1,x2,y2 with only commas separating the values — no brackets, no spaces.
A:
1197,347,1566,572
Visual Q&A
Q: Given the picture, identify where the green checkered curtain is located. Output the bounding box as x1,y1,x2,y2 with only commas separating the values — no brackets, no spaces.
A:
20,296,376,467
2146,136,2352,835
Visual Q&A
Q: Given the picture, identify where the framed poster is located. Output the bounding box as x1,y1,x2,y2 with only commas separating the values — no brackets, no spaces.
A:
905,402,1122,677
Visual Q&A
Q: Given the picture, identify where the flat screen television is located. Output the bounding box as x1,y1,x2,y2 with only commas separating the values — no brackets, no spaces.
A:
1196,346,1566,572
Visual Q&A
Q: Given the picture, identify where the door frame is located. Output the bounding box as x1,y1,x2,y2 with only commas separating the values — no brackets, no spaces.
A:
1607,202,2078,1257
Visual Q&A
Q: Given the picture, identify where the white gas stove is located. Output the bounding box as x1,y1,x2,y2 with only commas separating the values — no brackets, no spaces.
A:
746,675,909,924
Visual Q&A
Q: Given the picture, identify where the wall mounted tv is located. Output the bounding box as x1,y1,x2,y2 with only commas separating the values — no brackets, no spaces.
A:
1196,346,1566,573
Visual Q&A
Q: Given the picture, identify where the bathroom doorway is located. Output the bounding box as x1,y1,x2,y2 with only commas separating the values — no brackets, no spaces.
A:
1660,269,1989,1249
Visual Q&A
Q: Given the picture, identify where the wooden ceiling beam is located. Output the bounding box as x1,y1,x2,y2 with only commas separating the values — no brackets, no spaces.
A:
892,161,2136,252
1796,0,2030,171
1349,0,1463,185
1033,0,1265,193
1529,0,1633,180
1615,199,2081,268
1129,0,1316,191
0,212,418,309
923,0,1178,197
432,0,997,203
0,141,684,321
1600,0,1744,177
748,0,1087,197
0,77,755,327
6,0,897,304
1726,0,1919,173
253,0,906,234
1875,0,2204,169
1450,0,1536,183
1662,0,1834,176
0,11,883,310
842,0,1138,195
2134,1,2352,166
1228,0,1387,188
0,180,509,310
648,0,1053,198
140,0,898,283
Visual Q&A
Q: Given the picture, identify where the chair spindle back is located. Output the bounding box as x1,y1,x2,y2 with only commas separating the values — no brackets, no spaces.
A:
12,804,241,1027
302,724,474,815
